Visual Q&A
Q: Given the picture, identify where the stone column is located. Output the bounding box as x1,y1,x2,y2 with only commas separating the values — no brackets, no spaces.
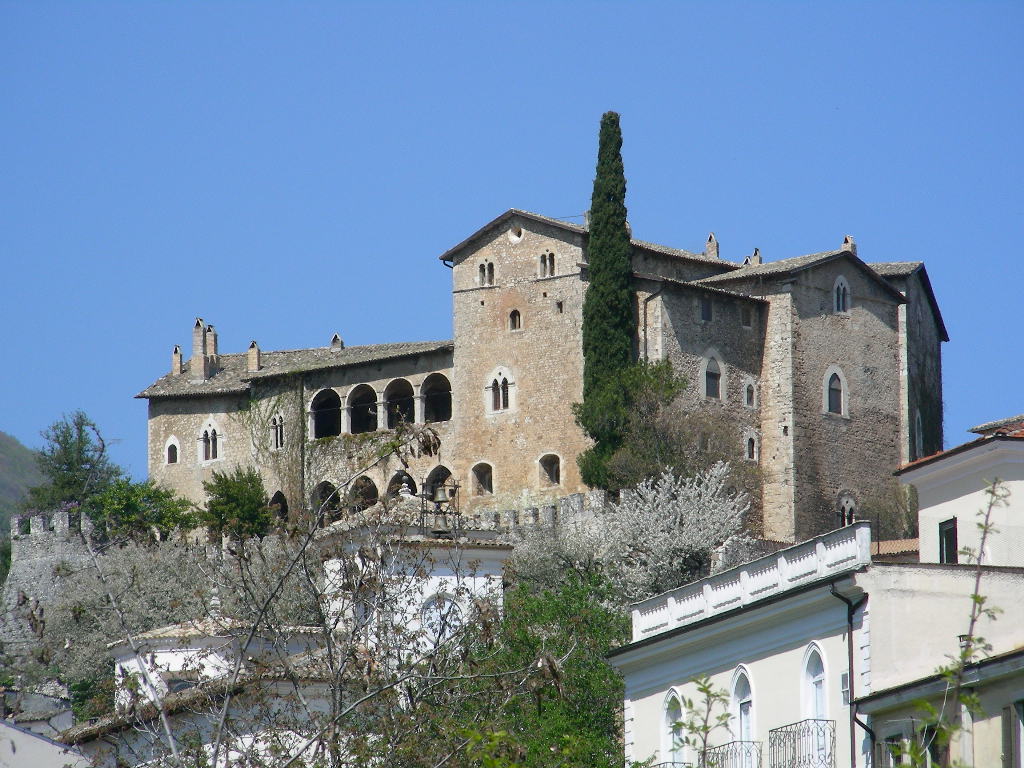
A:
341,403,352,434
414,394,425,424
376,400,388,431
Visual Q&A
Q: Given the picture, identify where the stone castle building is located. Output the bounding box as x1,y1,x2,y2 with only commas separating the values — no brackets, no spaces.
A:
138,209,946,543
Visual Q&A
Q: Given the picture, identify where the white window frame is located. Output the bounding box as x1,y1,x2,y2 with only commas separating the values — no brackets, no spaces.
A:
731,666,755,743
662,689,686,764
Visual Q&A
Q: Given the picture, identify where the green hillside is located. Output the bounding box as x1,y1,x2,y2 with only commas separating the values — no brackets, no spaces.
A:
0,430,44,534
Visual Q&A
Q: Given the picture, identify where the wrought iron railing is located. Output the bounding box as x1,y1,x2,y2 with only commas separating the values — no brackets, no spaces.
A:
703,740,762,768
768,719,836,768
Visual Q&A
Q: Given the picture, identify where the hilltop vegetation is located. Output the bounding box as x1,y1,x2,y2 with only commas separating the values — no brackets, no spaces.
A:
0,429,44,533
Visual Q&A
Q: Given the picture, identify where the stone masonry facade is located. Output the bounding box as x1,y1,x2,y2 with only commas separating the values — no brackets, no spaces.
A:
138,209,947,543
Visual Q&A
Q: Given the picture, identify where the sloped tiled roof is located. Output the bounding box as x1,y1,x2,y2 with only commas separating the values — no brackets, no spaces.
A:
696,249,843,283
438,208,735,268
137,340,453,399
869,261,949,341
970,414,1024,435
695,248,908,304
868,261,923,276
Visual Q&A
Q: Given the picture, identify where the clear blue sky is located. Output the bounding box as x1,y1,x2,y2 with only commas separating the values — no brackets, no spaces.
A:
3,2,1021,478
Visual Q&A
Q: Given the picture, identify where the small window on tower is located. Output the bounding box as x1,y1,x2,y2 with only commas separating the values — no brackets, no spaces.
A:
741,305,753,328
701,297,713,322
167,444,178,464
509,310,521,331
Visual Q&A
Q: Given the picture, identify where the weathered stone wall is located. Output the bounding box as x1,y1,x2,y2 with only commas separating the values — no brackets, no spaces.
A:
148,351,457,518
893,272,944,459
0,509,93,663
788,261,902,539
448,215,592,511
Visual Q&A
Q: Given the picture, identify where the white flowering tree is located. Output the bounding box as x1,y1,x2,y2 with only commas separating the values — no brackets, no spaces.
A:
510,462,752,604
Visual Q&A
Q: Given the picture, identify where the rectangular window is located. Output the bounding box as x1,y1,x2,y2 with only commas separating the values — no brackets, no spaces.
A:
740,305,752,327
939,518,958,564
700,297,713,322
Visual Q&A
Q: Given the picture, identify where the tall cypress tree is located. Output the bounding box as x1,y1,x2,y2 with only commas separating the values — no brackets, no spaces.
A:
575,112,637,489
582,111,635,400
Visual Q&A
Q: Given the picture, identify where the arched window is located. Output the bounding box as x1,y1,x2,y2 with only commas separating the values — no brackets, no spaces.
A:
201,430,211,461
733,671,753,743
805,649,826,720
539,454,560,486
539,251,555,277
209,429,218,460
833,276,850,313
348,385,378,434
804,648,831,762
311,389,342,438
166,441,178,464
421,595,463,643
348,477,379,512
311,481,341,523
270,416,285,450
827,373,843,415
387,471,417,498
269,491,288,521
486,262,494,285
472,463,493,496
422,373,452,423
745,383,756,408
384,379,415,429
663,693,684,764
500,378,509,409
746,437,758,461
478,263,486,286
705,358,722,399
838,494,857,526
509,310,521,331
424,466,453,502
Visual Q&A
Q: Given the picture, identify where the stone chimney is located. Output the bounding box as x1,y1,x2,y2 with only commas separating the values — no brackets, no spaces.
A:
330,333,344,351
842,235,857,256
205,324,218,359
247,341,261,372
742,248,762,267
171,345,183,376
706,233,719,260
191,318,210,381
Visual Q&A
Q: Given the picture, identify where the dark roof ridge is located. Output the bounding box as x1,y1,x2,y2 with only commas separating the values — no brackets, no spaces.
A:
695,248,907,304
632,271,767,302
438,208,733,268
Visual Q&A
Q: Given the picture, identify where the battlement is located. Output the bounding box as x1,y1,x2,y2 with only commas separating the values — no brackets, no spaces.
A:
9,506,93,558
465,489,609,531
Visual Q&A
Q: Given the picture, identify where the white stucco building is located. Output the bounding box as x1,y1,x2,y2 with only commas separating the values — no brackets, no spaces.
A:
611,416,1024,768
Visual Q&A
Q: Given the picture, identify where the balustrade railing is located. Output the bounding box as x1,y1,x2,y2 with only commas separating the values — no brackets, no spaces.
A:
768,719,835,768
703,740,762,768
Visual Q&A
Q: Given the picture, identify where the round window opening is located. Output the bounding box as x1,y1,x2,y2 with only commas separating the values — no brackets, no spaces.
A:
508,225,524,243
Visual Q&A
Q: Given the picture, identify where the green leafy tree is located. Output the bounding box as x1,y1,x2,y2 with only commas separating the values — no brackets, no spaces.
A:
85,479,196,542
24,411,120,511
577,111,636,487
199,466,273,539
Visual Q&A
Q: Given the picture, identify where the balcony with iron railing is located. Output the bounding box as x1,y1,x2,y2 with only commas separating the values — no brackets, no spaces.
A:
768,719,835,768
702,740,762,768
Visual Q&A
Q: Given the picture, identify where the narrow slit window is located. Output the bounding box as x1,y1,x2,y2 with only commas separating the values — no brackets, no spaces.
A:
167,444,178,464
